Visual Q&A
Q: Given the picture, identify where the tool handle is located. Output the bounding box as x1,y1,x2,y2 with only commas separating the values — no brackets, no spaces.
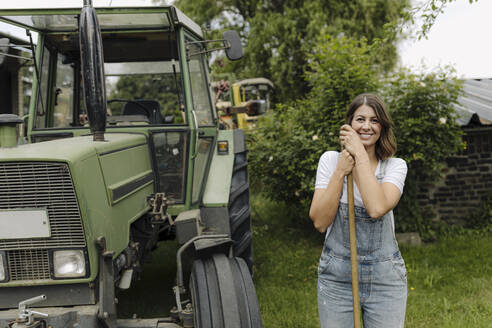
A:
347,173,361,328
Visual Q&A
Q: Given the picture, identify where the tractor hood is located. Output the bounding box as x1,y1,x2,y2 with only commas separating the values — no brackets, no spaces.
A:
0,133,147,163
0,132,154,288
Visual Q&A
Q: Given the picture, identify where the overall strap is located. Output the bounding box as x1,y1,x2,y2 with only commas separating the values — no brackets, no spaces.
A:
377,159,388,180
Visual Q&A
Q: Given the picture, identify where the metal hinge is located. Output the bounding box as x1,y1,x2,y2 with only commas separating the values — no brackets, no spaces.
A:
147,193,175,225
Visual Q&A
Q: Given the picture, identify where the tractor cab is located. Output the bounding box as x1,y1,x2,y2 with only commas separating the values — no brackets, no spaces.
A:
0,5,232,207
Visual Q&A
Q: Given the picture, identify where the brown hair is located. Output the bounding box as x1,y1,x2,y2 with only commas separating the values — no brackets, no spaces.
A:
345,93,396,160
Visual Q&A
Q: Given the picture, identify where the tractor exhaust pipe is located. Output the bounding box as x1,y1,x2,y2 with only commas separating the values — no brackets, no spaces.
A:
79,0,107,141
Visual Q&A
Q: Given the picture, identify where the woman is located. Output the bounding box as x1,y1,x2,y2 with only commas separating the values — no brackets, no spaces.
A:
309,93,408,328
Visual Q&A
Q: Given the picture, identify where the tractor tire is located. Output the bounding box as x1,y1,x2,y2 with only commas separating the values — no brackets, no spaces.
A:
229,145,254,273
190,254,262,328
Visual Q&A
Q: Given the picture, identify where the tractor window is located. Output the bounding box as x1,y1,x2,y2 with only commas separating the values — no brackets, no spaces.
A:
52,55,75,128
33,42,78,130
35,45,51,129
32,30,185,129
102,30,185,126
192,138,213,204
105,61,185,125
186,42,214,126
152,131,188,203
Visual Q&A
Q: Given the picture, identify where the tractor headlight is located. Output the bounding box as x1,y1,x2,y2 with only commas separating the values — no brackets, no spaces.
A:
53,250,86,278
0,252,6,281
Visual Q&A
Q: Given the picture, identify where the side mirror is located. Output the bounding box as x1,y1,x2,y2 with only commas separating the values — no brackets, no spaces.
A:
0,38,10,66
222,31,242,61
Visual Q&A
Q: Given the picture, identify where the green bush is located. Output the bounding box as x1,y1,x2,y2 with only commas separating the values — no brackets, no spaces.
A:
248,33,464,238
248,35,380,208
385,69,464,238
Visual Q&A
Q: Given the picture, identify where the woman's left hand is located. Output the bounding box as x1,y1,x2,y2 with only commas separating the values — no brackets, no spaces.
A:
339,124,364,156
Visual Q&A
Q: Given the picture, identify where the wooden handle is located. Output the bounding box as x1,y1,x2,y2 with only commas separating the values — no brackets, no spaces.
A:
347,172,361,328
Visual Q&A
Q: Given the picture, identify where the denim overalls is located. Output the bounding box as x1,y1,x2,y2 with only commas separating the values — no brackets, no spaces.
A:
317,160,407,328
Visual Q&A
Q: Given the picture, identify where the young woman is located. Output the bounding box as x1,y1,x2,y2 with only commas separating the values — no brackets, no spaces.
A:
309,93,408,328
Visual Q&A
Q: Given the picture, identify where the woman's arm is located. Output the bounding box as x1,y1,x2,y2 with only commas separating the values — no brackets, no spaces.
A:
309,150,354,232
352,152,403,219
340,123,404,219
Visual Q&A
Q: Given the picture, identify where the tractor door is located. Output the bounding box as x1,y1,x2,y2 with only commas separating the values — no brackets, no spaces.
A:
185,34,216,206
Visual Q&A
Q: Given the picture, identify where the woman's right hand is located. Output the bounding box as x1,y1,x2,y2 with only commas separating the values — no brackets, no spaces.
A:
336,149,355,176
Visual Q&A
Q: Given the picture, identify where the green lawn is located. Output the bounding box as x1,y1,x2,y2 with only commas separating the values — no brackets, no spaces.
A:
251,195,492,328
116,240,179,318
117,194,492,327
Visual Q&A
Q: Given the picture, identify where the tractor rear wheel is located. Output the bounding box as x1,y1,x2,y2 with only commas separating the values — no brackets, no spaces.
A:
190,254,262,328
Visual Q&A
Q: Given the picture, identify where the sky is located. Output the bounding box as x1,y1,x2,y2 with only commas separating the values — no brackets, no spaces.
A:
398,0,492,79
1,0,490,79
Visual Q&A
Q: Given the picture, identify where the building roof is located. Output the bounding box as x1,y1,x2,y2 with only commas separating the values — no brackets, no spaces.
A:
454,79,492,126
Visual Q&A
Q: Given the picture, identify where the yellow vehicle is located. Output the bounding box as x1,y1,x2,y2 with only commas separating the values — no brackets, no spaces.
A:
213,77,274,129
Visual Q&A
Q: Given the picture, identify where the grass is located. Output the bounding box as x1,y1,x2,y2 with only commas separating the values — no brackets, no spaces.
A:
251,194,492,328
117,193,492,327
116,240,179,318
403,235,492,328
251,195,325,327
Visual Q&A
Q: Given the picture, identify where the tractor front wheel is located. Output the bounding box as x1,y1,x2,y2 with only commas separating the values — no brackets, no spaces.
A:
190,254,262,328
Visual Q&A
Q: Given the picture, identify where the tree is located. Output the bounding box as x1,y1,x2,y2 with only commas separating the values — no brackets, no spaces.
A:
404,0,479,39
174,0,409,103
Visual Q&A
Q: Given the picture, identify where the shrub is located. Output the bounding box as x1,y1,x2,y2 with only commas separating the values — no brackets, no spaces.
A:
248,35,464,239
248,35,380,208
385,69,464,238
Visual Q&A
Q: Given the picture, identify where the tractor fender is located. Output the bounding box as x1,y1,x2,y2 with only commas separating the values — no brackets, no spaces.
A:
201,129,253,271
202,129,243,206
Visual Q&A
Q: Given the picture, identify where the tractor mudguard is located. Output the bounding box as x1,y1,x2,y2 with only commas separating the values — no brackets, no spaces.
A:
201,129,253,271
202,129,238,206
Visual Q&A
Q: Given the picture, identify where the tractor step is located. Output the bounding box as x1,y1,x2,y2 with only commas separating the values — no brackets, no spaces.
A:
117,318,181,328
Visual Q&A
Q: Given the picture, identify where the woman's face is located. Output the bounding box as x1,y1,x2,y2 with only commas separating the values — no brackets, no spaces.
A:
350,105,382,149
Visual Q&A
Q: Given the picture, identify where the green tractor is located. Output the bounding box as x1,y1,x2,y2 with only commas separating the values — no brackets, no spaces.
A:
0,1,261,327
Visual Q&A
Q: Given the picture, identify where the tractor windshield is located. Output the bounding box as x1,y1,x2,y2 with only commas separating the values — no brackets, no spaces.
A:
32,29,185,129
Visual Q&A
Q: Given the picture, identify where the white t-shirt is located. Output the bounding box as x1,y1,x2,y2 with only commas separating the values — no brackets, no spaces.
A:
315,151,407,235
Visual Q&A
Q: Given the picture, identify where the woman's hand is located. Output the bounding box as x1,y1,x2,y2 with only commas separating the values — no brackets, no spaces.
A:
339,124,365,156
336,149,355,176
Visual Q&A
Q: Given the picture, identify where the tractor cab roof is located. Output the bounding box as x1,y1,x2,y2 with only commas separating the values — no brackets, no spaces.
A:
0,5,202,37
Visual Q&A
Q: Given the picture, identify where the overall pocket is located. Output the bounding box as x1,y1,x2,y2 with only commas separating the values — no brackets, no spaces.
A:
342,215,383,255
390,253,408,284
318,253,351,282
318,248,334,275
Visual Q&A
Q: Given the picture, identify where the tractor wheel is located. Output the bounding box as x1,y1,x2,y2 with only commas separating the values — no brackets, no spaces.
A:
190,254,262,328
229,147,254,273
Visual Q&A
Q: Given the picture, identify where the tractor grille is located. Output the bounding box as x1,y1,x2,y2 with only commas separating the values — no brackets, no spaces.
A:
0,162,86,250
8,249,51,281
